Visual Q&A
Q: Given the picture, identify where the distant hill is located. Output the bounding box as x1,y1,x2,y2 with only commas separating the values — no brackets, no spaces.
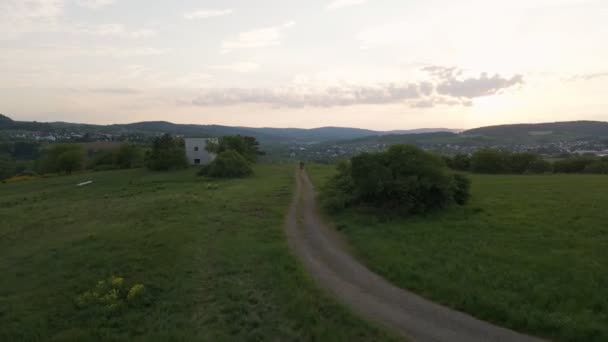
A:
463,121,608,143
4,113,606,146
0,114,456,144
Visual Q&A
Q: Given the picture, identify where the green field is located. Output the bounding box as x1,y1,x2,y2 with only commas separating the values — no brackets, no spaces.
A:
308,164,608,342
0,165,397,341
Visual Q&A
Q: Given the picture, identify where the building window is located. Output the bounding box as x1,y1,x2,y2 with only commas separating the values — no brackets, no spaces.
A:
194,159,201,165
194,146,199,151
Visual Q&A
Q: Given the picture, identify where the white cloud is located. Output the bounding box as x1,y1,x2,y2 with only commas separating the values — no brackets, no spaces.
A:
0,0,64,38
76,0,116,9
183,9,233,20
209,63,260,73
189,66,523,108
566,72,608,81
327,0,368,10
221,21,295,53
82,23,156,39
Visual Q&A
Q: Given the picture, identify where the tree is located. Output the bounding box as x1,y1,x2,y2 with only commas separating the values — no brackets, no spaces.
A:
198,150,253,178
205,136,264,163
40,144,85,174
145,134,188,171
553,156,596,173
470,149,509,174
113,143,143,169
321,145,471,215
0,154,16,180
57,149,85,174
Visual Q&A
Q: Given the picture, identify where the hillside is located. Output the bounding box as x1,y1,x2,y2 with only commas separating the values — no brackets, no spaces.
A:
0,114,453,144
463,121,608,142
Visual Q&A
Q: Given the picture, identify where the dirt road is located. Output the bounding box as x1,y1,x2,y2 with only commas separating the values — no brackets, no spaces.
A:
285,169,544,342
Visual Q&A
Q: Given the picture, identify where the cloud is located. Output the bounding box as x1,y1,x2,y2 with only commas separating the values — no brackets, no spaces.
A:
76,0,116,9
81,23,156,39
327,0,368,10
221,21,295,53
188,66,523,108
566,72,608,81
0,0,64,38
184,9,233,20
209,63,260,73
87,87,140,95
191,83,426,108
429,66,524,98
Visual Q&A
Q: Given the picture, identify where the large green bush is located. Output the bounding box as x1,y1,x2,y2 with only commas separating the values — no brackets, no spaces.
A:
321,145,471,215
198,150,253,178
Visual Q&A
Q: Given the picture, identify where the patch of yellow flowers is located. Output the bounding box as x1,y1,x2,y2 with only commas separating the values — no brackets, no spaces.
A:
76,276,145,313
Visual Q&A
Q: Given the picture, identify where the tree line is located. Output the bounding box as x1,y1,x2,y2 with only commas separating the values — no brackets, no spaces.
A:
444,149,608,174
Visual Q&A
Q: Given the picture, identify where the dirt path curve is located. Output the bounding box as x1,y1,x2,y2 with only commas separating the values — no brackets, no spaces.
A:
285,169,544,342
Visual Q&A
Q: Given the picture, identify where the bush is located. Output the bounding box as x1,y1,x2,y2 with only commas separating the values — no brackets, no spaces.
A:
553,156,597,173
198,150,253,178
470,149,552,174
452,173,471,205
114,143,143,169
470,149,509,174
40,144,85,174
205,135,264,163
584,160,608,174
445,154,471,171
0,154,16,180
320,160,356,212
321,145,471,215
145,134,188,171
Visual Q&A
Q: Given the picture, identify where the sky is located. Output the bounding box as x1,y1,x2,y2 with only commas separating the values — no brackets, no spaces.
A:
1,0,607,130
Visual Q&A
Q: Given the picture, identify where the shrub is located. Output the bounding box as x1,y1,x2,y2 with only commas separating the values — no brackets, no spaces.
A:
470,149,552,174
452,173,472,205
114,143,143,169
445,153,471,171
39,144,85,174
75,276,146,314
320,160,356,212
127,284,145,302
470,149,509,174
198,150,253,178
0,153,16,180
145,134,188,171
584,160,608,174
553,156,597,173
205,135,264,163
322,145,471,215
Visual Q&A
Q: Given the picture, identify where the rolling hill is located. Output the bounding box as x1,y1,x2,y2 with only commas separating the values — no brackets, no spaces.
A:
0,114,455,144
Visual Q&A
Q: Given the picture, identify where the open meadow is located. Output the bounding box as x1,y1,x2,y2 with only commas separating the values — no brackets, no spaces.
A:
308,164,608,342
0,165,397,341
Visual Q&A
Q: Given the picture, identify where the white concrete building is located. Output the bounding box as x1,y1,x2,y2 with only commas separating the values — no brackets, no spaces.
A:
184,138,216,165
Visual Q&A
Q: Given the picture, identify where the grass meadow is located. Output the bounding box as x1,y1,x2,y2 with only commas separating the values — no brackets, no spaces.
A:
0,165,397,341
308,164,608,342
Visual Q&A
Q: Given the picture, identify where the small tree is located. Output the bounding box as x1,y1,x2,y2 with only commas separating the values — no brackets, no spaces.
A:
0,154,16,180
145,134,188,171
206,136,264,163
57,149,85,174
470,149,509,174
114,143,143,169
40,144,85,174
198,150,253,178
